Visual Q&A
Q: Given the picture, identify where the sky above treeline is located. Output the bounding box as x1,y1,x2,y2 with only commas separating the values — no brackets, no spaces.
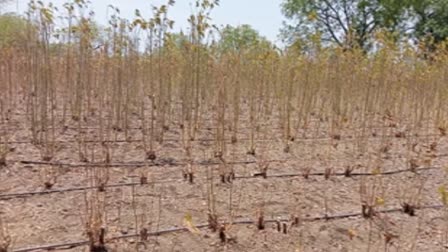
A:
3,0,284,44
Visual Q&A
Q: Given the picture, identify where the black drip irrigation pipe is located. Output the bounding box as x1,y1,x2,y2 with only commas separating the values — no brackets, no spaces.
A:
12,204,446,252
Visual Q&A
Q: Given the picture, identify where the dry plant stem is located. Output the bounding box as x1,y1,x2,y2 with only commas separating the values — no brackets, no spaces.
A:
131,185,138,235
0,118,8,167
82,181,108,251
409,212,424,252
231,55,241,144
151,193,163,251
0,216,11,252
206,165,218,232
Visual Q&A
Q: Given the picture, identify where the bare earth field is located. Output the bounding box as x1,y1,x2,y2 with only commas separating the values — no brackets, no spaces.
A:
1,97,448,252
3,0,448,251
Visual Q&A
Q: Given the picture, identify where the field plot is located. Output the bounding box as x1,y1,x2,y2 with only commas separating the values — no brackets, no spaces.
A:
1,1,448,252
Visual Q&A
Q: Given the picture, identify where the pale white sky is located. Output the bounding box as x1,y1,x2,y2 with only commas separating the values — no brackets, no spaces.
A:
4,0,284,44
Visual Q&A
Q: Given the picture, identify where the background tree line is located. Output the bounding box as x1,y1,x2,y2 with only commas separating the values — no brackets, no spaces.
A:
0,0,447,55
281,0,448,53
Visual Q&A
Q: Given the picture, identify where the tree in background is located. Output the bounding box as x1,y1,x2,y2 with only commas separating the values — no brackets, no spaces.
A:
218,24,273,53
0,13,27,48
411,0,448,50
164,31,190,50
281,0,448,53
280,0,410,52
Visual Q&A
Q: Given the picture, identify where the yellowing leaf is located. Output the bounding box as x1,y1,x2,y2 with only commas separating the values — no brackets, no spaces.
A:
183,213,201,234
372,167,381,175
375,196,385,206
439,186,448,206
307,10,317,21
348,228,357,240
439,186,446,194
